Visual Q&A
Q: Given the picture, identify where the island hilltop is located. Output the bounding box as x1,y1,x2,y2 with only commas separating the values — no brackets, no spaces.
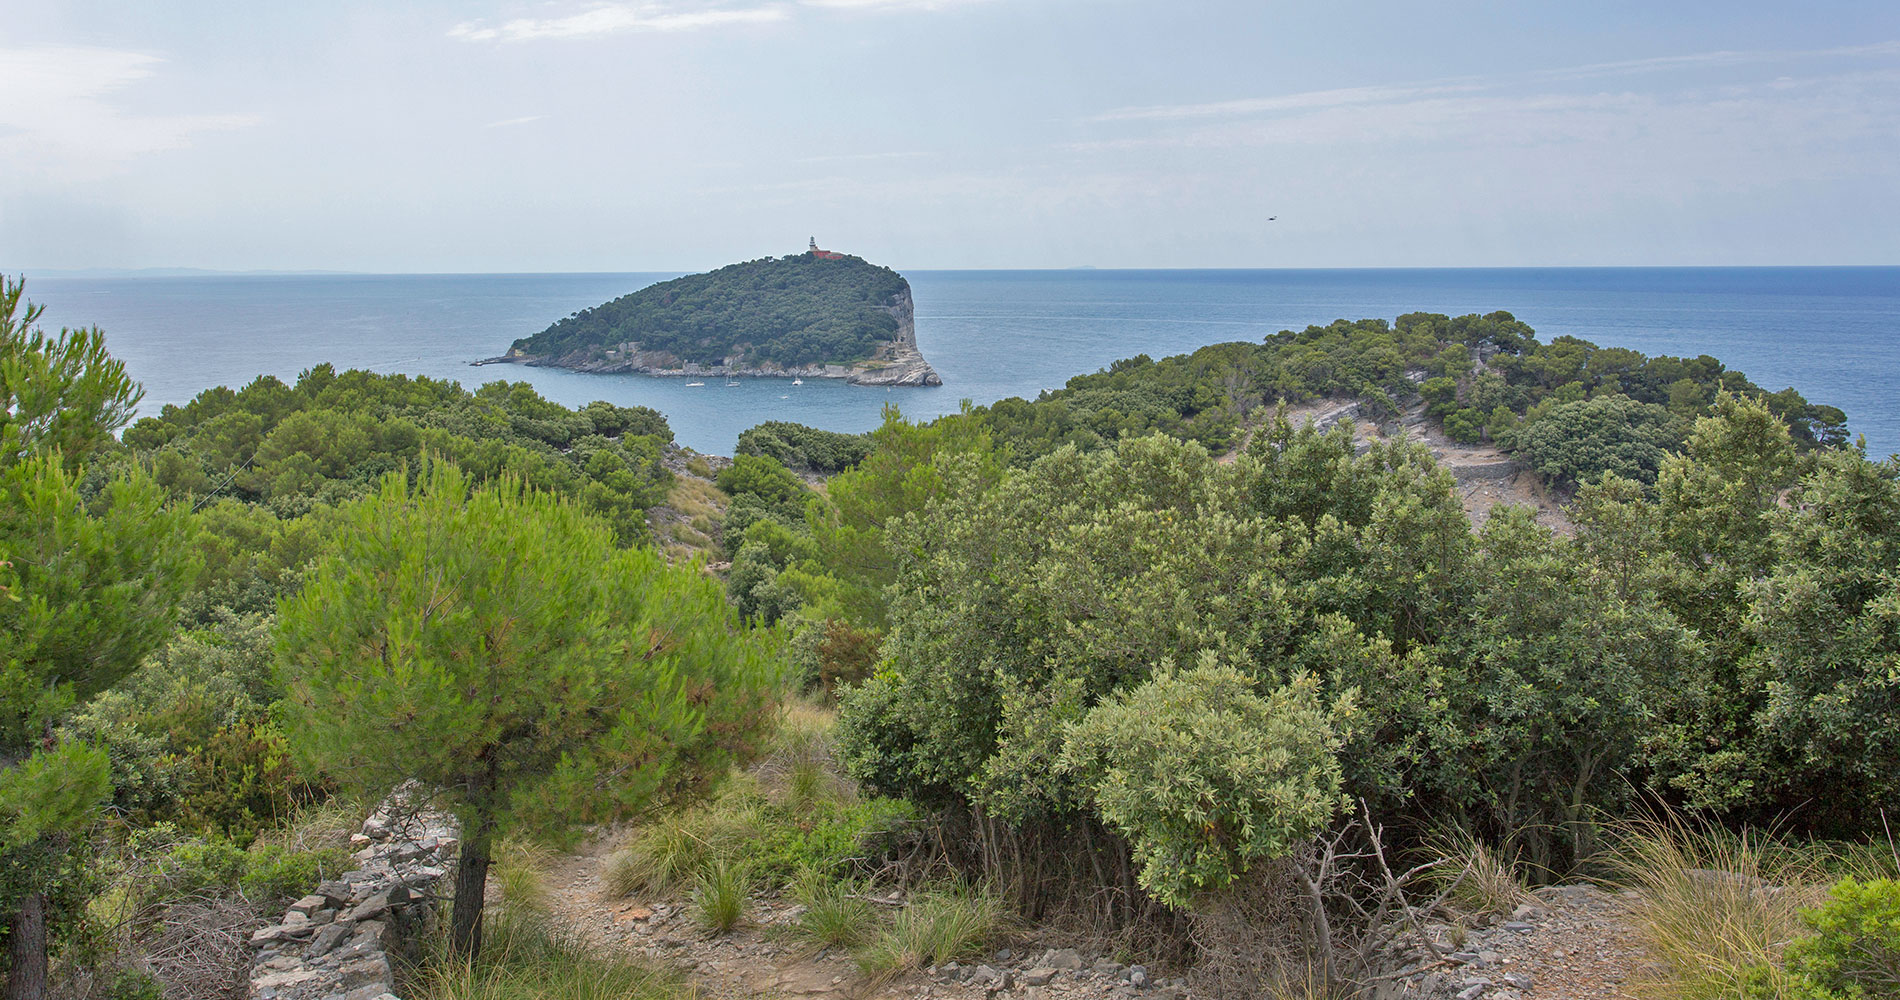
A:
491,240,942,386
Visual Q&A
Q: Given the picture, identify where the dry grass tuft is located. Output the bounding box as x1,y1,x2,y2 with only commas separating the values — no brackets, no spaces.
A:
856,883,1006,980
1424,828,1531,917
1606,812,1832,1000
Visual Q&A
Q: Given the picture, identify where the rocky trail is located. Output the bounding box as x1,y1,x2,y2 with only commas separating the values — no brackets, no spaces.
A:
537,836,1656,1000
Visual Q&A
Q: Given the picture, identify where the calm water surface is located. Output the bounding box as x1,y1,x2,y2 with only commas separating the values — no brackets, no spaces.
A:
26,267,1900,458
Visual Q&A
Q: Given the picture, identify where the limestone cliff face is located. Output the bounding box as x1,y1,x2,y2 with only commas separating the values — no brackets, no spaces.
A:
485,281,942,387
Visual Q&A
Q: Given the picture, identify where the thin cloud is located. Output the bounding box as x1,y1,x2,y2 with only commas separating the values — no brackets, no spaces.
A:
793,150,933,164
1091,40,1900,125
1541,39,1900,81
1091,82,1483,122
800,0,993,10
450,3,788,42
483,115,547,128
0,45,260,179
1067,70,1900,172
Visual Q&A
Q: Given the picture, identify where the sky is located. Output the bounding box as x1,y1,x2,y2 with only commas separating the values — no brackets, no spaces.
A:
4,0,1899,271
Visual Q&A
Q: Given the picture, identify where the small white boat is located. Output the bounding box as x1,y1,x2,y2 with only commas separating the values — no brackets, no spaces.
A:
778,395,789,400
725,380,740,387
684,381,705,387
791,378,804,385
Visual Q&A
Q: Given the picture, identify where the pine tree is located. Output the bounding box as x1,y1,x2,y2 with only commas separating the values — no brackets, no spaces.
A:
275,461,777,957
0,278,194,999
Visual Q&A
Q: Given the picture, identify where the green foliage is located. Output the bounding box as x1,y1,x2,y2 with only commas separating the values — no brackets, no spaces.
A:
838,427,1464,820
1745,448,1900,825
512,254,910,368
63,613,324,841
0,276,141,469
716,453,809,509
414,915,689,1000
690,859,751,934
139,831,349,907
955,308,1842,476
1059,660,1346,907
1434,505,1694,863
795,406,1003,631
121,366,672,544
1781,878,1900,999
278,461,777,831
276,462,778,954
736,422,872,474
1515,394,1681,486
854,883,1004,978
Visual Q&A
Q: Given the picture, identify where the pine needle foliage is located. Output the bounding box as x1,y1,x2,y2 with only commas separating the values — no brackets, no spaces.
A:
276,461,779,956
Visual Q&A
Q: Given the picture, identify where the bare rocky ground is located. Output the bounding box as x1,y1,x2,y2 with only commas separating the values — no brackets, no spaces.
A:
1224,399,1574,534
1380,885,1655,1000
539,833,1654,1000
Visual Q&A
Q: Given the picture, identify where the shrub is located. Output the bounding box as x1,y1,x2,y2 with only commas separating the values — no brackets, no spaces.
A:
1782,877,1900,998
1060,659,1347,907
238,844,351,906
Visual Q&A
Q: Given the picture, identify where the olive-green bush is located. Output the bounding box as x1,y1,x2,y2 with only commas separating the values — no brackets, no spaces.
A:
1059,661,1346,906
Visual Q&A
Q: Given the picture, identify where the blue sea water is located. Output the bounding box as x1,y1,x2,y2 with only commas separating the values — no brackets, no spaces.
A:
23,267,1900,459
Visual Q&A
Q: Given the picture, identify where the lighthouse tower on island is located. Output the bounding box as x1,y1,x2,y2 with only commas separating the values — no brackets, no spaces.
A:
807,237,844,260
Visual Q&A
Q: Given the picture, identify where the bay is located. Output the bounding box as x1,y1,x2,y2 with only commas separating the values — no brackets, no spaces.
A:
24,267,1900,459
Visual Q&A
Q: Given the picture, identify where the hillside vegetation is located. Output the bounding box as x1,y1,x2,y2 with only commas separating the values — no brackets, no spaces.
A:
7,275,1896,1000
510,254,911,368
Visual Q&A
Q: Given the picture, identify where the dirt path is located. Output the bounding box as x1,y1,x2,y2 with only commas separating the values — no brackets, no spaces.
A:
541,835,892,1000
540,833,1654,1000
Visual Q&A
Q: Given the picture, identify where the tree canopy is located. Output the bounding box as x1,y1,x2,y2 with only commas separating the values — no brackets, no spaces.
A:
511,254,911,368
275,462,778,956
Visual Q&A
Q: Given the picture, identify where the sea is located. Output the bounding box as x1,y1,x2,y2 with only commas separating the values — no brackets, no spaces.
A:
21,267,1900,460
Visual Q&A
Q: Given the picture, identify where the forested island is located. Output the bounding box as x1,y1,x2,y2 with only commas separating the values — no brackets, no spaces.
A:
7,274,1899,1000
494,250,942,386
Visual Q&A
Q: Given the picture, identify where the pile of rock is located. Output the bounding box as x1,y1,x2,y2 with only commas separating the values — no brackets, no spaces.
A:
247,792,459,1000
931,947,1188,999
1371,883,1649,999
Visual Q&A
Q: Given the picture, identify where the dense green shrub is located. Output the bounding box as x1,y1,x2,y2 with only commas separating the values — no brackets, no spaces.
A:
64,613,326,841
1059,661,1346,906
736,422,872,474
1514,394,1682,486
121,366,672,545
1783,877,1900,997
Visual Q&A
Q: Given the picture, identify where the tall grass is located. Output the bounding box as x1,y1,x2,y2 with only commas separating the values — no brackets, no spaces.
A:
1606,812,1832,1000
603,791,765,898
756,700,850,811
791,871,877,950
691,860,752,935
414,913,687,1000
495,836,555,919
1425,827,1530,916
856,883,1005,979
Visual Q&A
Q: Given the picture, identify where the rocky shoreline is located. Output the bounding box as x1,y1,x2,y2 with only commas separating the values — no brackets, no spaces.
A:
478,286,943,387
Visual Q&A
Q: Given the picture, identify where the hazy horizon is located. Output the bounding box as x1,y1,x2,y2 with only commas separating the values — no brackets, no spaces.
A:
7,1,1900,272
